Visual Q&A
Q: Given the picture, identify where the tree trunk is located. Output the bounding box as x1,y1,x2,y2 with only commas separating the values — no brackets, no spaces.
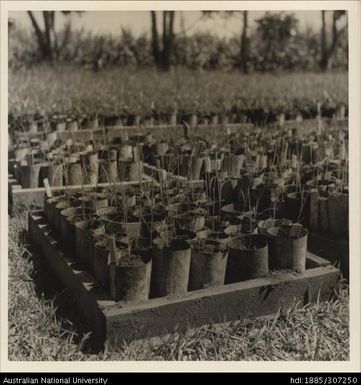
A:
49,11,59,58
27,11,56,62
162,11,168,69
27,11,77,63
320,10,328,71
240,11,249,73
150,11,160,67
328,11,345,66
167,11,175,69
150,11,175,71
27,11,48,59
43,11,54,61
320,10,346,71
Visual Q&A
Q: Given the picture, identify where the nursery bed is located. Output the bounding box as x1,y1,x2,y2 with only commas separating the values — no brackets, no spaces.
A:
10,117,348,142
8,177,153,213
8,162,198,212
11,122,255,144
28,210,341,349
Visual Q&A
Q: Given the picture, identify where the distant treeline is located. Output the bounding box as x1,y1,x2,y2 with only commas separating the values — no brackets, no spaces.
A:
8,11,348,72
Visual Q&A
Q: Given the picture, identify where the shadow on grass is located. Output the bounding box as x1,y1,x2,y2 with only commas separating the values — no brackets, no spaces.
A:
22,227,102,353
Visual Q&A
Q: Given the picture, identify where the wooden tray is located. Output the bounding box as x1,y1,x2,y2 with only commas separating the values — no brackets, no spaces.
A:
28,210,341,348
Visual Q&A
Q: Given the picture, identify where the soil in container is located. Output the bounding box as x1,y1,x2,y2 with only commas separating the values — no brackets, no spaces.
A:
172,229,198,244
266,225,308,273
64,192,81,208
100,208,141,238
258,218,292,235
196,229,229,244
78,192,109,211
225,234,269,284
172,208,206,232
157,228,198,246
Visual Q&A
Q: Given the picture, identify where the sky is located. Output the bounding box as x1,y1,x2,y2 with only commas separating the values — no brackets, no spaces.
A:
9,11,326,38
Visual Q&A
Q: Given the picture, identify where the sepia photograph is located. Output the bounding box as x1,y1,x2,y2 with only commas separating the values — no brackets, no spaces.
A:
1,0,359,371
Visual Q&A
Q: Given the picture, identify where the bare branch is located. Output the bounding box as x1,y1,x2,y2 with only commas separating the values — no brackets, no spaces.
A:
27,11,46,51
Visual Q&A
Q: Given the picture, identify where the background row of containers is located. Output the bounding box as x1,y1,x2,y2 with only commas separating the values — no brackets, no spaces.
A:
10,116,347,190
10,113,233,133
13,139,348,240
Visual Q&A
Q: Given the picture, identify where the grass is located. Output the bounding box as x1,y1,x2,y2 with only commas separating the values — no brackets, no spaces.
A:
9,66,348,118
8,211,349,361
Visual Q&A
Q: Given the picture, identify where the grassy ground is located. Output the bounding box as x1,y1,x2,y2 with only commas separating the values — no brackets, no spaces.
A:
9,67,348,117
8,211,349,361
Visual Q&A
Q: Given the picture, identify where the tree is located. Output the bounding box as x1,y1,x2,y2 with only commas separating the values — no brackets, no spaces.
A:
27,11,81,62
202,11,250,73
240,11,249,73
150,11,175,70
254,12,299,71
320,10,347,71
